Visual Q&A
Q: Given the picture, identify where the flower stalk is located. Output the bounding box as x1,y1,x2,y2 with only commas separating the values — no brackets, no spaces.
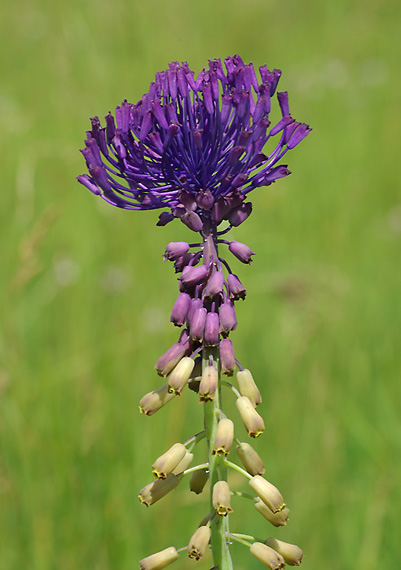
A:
78,54,309,569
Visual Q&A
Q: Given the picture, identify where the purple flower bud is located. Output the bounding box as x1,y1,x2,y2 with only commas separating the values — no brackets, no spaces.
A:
189,307,207,341
196,189,214,210
178,328,191,351
156,212,174,226
179,190,197,211
170,292,191,326
219,300,237,333
155,343,186,377
227,273,246,300
204,312,220,346
180,265,209,287
228,202,252,227
164,242,190,262
174,252,194,273
186,298,203,327
202,271,225,298
212,197,232,223
220,338,235,376
228,241,255,264
181,211,203,232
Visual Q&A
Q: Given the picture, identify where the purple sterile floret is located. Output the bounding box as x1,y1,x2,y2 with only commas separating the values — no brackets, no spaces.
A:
78,56,310,228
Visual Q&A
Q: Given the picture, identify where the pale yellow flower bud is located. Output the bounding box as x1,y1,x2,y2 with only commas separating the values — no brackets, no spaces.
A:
236,442,265,476
265,538,304,566
212,481,233,516
139,546,179,570
139,474,181,507
199,365,218,402
152,443,187,479
172,451,193,475
139,384,175,416
167,357,195,395
236,396,265,437
236,369,262,407
187,525,211,560
249,475,286,513
213,418,234,456
190,469,209,494
250,542,285,569
254,499,290,527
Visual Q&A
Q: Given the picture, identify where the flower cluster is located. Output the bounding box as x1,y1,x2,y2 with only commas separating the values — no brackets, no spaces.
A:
78,55,310,570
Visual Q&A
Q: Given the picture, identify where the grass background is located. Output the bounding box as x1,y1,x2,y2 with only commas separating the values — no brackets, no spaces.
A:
0,0,400,568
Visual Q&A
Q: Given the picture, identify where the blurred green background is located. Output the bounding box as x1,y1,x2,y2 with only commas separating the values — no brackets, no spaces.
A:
1,0,400,568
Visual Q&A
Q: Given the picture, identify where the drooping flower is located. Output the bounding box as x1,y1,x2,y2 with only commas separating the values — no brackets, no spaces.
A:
78,56,310,231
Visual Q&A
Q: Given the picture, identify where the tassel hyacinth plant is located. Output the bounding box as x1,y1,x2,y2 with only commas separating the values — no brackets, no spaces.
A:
78,55,310,570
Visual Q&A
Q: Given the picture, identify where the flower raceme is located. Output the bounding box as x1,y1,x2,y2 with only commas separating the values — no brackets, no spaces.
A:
78,55,308,569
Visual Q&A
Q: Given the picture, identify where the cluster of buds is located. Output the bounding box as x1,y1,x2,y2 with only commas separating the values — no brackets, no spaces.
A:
138,231,303,570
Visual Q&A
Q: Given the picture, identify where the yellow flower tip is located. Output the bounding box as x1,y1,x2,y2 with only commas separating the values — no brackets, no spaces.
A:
236,396,265,438
187,526,211,560
139,546,179,570
249,475,286,514
152,443,187,479
254,499,290,527
212,481,233,517
138,475,181,507
212,418,234,457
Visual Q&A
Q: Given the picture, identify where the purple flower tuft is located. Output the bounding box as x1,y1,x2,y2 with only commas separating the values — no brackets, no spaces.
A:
78,56,310,230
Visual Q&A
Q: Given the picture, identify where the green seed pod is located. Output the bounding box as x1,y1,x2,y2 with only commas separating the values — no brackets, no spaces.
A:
265,538,304,566
188,525,211,560
249,475,286,513
236,396,265,437
152,443,187,479
236,368,262,407
190,469,209,494
139,546,179,570
213,418,234,456
250,542,285,569
139,384,175,416
212,481,233,516
254,499,290,527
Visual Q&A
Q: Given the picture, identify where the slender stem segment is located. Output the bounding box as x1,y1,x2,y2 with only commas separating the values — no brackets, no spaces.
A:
202,227,233,570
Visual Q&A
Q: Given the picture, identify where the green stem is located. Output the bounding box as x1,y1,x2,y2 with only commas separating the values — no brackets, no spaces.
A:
202,229,233,570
